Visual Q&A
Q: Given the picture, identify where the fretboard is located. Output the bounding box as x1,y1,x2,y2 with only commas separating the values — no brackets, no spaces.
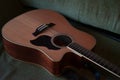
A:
67,42,120,78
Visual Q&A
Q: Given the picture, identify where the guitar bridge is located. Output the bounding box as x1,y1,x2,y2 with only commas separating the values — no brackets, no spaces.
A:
33,23,55,36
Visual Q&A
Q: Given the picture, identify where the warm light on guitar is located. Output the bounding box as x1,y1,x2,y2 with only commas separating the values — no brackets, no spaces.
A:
2,9,120,79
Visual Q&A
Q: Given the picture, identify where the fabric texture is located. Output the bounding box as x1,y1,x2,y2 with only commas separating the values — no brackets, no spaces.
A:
0,51,65,80
22,0,120,34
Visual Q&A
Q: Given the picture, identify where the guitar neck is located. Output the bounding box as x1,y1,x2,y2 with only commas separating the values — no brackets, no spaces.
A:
67,42,120,78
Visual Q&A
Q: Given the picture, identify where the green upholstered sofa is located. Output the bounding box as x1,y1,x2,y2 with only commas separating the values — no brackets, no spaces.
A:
0,0,120,80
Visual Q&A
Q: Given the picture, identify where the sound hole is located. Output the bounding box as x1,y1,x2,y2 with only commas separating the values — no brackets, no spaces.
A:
52,34,72,48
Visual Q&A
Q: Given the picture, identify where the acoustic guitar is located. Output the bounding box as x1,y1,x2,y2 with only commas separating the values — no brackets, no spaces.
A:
2,9,120,78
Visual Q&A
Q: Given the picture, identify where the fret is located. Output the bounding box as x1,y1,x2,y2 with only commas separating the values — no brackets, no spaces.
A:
67,42,120,78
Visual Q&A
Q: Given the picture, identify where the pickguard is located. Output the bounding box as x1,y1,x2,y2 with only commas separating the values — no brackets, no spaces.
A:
30,35,60,50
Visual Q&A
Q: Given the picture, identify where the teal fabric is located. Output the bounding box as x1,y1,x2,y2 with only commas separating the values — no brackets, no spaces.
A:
22,0,120,34
0,51,65,80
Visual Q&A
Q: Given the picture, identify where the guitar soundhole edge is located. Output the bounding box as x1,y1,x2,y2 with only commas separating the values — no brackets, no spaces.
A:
52,34,73,48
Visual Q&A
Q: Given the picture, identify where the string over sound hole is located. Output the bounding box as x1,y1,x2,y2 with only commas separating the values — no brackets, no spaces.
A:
52,34,73,48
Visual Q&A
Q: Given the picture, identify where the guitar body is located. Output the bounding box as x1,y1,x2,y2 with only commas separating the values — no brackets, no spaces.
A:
2,9,96,75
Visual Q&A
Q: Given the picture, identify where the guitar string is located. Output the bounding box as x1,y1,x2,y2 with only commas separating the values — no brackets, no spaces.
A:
45,27,120,78
68,42,120,78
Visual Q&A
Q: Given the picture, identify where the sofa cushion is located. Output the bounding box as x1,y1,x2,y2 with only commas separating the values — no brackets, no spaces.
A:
22,0,120,34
